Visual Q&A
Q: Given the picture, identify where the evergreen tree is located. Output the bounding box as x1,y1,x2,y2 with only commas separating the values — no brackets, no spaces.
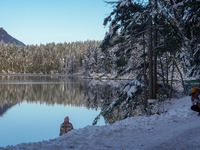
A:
183,0,200,77
94,0,193,124
100,1,148,76
82,47,92,76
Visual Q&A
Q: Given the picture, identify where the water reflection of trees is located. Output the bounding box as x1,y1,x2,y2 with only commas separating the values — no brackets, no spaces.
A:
83,80,127,124
0,76,85,108
0,83,82,106
83,80,125,109
0,76,127,123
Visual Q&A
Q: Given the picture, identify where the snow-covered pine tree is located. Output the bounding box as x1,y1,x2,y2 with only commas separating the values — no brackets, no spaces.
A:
89,47,98,74
82,47,99,76
94,0,191,124
97,49,106,73
82,47,90,76
100,0,147,77
183,0,200,77
94,0,150,124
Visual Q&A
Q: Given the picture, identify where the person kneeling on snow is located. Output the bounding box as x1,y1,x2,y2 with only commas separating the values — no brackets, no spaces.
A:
190,87,200,116
59,116,74,136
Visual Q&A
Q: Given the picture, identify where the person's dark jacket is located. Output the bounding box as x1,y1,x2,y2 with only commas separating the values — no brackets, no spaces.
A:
192,89,200,107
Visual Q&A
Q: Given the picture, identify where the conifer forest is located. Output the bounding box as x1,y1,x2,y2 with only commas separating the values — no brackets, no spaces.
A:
0,40,101,74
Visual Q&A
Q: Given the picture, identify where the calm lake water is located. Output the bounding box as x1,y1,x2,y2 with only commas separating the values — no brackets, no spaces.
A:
0,75,125,147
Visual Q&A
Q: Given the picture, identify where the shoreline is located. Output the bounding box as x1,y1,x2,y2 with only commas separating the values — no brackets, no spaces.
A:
0,73,134,80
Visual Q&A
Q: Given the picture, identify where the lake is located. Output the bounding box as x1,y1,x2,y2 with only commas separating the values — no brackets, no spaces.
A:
0,75,126,147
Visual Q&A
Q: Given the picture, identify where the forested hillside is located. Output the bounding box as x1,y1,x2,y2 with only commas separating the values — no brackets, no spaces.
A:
0,40,101,74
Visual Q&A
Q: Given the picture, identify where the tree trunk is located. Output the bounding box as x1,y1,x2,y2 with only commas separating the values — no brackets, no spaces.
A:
166,53,169,84
160,57,165,84
170,57,175,98
148,0,153,99
143,31,148,104
175,60,186,94
153,2,158,99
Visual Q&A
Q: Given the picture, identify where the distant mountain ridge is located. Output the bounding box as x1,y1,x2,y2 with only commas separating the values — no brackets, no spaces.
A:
0,27,26,46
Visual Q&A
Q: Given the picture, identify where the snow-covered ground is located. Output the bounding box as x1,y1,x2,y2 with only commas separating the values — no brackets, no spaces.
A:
1,96,200,150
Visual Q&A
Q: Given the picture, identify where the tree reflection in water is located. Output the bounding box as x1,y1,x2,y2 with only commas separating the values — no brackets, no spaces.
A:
0,75,127,124
83,79,127,124
0,76,84,107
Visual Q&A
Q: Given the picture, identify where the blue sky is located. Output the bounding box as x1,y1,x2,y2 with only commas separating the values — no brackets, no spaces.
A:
1,0,113,45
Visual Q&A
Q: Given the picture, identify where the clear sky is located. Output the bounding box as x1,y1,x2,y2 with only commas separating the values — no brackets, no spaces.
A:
1,0,113,45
